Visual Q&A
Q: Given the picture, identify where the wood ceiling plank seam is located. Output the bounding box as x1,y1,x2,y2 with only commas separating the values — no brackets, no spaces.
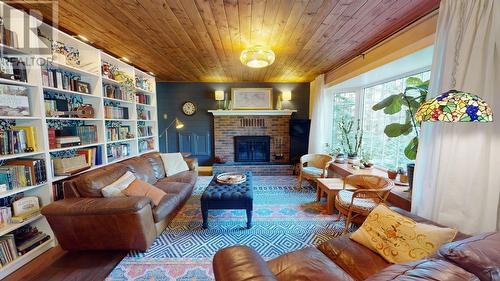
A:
262,0,310,81
193,0,234,81
238,0,252,80
286,0,375,79
222,0,244,81
303,0,417,75
258,0,285,81
318,0,438,76
268,0,333,82
102,0,195,80
248,0,266,81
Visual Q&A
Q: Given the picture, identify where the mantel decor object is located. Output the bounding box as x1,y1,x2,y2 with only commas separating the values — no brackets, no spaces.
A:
231,88,273,110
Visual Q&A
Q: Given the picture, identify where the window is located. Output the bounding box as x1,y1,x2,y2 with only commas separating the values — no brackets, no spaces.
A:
330,92,357,153
329,71,430,169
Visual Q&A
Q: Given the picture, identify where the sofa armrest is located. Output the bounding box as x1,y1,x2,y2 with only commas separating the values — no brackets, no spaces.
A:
213,245,277,281
42,197,152,216
184,157,198,171
41,197,156,251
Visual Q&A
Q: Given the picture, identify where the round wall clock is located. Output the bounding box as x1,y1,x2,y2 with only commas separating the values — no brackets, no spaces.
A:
182,101,197,116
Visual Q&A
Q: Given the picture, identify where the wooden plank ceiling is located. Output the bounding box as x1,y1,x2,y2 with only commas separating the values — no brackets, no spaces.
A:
15,0,439,82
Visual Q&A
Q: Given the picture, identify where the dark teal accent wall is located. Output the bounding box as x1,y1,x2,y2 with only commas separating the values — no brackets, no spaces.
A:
157,82,310,165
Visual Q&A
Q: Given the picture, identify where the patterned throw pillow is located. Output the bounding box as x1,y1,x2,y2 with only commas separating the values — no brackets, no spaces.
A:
350,204,457,263
101,171,136,197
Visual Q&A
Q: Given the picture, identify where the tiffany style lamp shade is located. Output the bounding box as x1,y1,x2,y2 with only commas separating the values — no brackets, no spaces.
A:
416,90,493,122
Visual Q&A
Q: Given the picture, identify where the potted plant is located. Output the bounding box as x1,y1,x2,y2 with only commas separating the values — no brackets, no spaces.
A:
325,144,346,163
338,117,363,164
387,169,398,180
372,77,429,190
360,151,374,169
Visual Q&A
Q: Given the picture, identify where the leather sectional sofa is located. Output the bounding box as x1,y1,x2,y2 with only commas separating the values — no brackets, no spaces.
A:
213,208,500,281
42,152,198,251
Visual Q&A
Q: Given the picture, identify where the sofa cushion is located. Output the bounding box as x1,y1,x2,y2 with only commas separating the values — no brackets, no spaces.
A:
121,157,158,185
123,179,167,206
142,152,166,180
439,232,500,281
350,204,457,263
152,193,182,222
318,235,390,281
365,258,479,281
337,190,377,212
160,153,189,176
267,247,354,281
101,171,136,198
74,164,128,198
154,180,193,201
161,170,197,186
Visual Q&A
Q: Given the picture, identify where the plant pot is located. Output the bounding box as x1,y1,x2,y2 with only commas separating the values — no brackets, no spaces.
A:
347,155,360,164
399,174,408,183
407,163,415,190
387,170,397,180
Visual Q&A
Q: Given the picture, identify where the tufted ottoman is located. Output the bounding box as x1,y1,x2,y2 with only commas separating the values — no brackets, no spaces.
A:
201,171,253,229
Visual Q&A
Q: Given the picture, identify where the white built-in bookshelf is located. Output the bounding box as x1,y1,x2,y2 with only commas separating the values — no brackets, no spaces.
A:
0,2,158,277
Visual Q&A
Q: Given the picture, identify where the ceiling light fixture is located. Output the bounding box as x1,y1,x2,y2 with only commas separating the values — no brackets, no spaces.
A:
121,57,130,62
148,72,155,76
77,35,89,42
240,45,275,68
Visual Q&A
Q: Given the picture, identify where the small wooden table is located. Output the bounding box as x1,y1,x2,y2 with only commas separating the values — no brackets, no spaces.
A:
316,178,356,215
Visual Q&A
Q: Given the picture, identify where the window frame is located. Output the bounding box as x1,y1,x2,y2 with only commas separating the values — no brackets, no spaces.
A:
328,66,431,170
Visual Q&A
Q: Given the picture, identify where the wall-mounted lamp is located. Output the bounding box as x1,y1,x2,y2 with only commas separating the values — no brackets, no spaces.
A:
282,90,292,101
215,90,225,110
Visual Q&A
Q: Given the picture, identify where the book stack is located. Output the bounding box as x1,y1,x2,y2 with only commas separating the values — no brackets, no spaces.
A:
103,84,134,101
55,136,81,148
76,146,102,166
107,143,130,161
0,126,37,155
41,67,81,91
135,93,151,105
0,159,47,192
0,234,17,266
104,105,129,119
14,225,50,256
137,126,153,137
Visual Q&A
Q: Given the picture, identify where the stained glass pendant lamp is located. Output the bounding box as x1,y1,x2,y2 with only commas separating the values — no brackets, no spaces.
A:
416,90,493,122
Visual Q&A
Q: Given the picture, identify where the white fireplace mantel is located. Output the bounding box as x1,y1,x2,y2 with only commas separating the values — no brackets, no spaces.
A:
208,109,297,116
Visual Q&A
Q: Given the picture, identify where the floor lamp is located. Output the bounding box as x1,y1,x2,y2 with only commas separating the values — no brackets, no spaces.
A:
162,117,184,152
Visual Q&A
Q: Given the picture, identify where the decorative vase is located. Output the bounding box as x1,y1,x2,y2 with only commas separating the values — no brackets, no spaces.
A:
347,154,359,164
335,153,346,164
407,163,415,190
387,170,397,180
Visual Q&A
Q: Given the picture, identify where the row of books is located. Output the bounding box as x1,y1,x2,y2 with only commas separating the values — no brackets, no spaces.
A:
41,67,88,93
76,146,103,167
107,143,130,161
0,159,47,192
139,138,154,153
137,109,152,120
14,225,51,256
0,234,17,266
103,84,134,102
48,126,98,149
135,93,152,105
104,106,129,119
106,126,131,142
0,126,37,155
137,126,153,137
52,182,64,201
135,77,153,92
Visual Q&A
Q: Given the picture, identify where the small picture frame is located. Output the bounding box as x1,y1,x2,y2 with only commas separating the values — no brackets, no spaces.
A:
76,81,91,94
119,126,130,140
231,88,273,110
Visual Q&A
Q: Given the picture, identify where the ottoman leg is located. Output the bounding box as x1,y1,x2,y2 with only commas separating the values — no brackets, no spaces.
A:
246,208,252,229
201,204,208,229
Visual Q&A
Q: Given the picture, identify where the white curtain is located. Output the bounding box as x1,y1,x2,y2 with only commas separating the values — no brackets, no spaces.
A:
412,0,500,234
308,74,331,154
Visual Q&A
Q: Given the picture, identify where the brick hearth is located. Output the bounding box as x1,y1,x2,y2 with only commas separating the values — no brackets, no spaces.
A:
213,115,291,163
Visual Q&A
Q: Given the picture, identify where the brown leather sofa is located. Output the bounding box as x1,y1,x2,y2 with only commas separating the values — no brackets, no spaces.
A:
213,208,500,281
42,152,198,251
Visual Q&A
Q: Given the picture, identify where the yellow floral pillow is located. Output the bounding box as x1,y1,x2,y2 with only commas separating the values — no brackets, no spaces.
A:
350,204,457,263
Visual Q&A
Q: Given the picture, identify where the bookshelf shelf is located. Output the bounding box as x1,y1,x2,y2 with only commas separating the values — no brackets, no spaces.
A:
0,152,45,161
0,183,47,200
42,86,100,99
49,142,104,153
0,238,54,279
0,2,158,275
0,214,44,237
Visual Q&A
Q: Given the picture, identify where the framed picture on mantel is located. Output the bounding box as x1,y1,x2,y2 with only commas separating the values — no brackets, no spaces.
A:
231,88,273,110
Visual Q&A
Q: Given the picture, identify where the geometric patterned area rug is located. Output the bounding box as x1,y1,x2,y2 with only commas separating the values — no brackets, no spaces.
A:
106,176,351,281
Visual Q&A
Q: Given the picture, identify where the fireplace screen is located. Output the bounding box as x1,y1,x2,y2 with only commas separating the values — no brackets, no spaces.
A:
234,136,271,162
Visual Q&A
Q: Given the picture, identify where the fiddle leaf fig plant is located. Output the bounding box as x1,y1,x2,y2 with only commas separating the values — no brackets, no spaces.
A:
372,77,429,160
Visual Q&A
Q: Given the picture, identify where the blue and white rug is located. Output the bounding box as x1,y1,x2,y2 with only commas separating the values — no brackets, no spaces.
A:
106,176,350,281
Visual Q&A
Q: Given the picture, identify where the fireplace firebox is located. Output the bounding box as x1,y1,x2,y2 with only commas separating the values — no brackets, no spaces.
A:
234,136,270,162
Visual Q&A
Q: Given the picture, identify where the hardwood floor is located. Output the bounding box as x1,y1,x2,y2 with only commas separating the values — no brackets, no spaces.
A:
4,246,127,281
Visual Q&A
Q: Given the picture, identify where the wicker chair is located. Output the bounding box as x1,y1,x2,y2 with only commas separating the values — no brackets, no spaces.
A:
335,174,394,233
298,154,333,190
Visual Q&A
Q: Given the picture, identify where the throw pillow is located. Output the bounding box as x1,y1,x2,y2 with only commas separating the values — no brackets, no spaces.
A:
122,178,167,206
101,171,136,198
350,204,457,264
160,153,189,176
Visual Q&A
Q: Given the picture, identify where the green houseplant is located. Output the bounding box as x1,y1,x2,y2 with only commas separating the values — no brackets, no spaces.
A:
371,77,429,190
338,117,363,163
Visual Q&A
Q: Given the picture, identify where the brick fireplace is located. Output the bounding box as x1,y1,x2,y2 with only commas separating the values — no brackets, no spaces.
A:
211,110,295,164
